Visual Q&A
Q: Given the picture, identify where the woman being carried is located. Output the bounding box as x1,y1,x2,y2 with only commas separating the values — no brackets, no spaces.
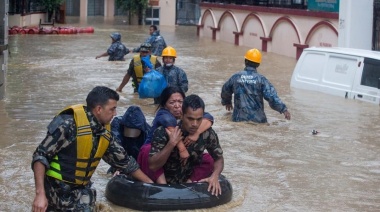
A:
137,86,214,183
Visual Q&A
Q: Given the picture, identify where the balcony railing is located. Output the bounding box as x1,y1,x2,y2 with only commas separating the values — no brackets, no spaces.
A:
201,0,307,9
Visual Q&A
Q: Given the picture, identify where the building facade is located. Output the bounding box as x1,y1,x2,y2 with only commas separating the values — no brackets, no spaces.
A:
198,0,375,59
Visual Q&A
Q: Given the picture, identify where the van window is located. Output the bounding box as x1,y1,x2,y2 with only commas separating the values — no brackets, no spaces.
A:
361,58,380,88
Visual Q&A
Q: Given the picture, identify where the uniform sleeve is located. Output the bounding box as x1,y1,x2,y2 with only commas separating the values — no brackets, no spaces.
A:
107,43,116,55
102,134,140,174
31,115,76,170
124,46,130,56
204,128,223,160
145,35,155,44
178,68,189,93
262,77,288,113
157,111,177,128
149,126,169,157
221,75,236,105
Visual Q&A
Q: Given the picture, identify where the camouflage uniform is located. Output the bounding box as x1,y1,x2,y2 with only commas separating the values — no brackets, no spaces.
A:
32,107,139,211
156,65,189,93
134,30,167,56
221,66,288,123
107,33,129,61
149,123,223,184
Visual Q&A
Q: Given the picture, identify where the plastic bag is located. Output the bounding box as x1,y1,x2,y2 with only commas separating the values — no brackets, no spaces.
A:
138,70,167,98
141,55,153,69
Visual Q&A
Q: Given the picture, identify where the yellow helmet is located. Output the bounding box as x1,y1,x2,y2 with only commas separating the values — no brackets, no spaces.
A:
162,46,177,58
244,48,262,64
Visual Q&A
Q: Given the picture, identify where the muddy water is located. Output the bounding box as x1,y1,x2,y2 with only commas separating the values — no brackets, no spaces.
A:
1,17,379,211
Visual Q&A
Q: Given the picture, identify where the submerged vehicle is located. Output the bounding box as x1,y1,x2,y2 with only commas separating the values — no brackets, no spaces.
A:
291,47,380,105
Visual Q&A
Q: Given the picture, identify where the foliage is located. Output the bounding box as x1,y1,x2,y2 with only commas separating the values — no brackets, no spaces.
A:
38,0,64,12
116,0,149,24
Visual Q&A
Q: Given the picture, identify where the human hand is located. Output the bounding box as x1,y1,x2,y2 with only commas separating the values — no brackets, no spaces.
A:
113,170,120,177
116,87,122,92
198,175,222,196
32,193,48,212
284,110,291,120
95,56,99,59
225,104,233,111
184,133,199,146
165,126,183,147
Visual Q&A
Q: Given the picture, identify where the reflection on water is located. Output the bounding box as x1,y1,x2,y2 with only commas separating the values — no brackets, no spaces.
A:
1,17,379,211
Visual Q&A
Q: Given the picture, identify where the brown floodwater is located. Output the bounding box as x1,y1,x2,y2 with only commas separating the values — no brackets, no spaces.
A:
1,16,379,212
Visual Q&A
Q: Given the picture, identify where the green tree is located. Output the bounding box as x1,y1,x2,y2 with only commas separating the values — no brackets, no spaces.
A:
116,0,149,25
39,0,64,22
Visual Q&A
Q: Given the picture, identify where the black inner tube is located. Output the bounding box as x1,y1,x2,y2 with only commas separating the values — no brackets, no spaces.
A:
105,174,233,211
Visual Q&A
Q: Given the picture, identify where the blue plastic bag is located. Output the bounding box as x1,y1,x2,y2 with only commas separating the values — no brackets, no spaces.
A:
141,55,153,69
138,70,167,98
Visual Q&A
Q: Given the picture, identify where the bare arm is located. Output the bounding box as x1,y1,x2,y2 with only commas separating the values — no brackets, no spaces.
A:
116,73,131,92
149,126,182,171
96,52,108,59
130,169,154,183
32,162,48,212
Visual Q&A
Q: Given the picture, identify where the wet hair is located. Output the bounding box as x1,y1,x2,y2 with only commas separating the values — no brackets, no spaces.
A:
150,25,157,31
245,59,260,68
86,86,119,110
157,86,185,111
182,94,205,114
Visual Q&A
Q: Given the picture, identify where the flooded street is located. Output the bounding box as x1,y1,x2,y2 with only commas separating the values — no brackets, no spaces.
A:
1,17,379,211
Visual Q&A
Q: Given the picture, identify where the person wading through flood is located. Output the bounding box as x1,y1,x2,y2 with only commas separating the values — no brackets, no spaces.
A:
221,48,291,123
116,43,162,93
132,25,167,56
95,32,129,61
154,46,188,104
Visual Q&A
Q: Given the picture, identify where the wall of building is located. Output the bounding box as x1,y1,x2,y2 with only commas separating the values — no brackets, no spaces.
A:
80,0,88,18
105,0,115,17
8,13,45,27
198,3,339,59
338,0,373,50
159,0,176,26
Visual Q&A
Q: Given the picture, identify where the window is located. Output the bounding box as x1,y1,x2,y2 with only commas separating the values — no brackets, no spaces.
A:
361,58,380,88
145,7,160,25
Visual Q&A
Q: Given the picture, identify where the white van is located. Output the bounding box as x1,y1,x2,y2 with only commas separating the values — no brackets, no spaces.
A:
290,47,380,105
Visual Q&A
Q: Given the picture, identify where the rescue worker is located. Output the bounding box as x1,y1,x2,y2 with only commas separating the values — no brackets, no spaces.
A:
31,86,153,211
95,32,129,61
154,46,188,104
116,43,162,93
132,25,167,56
221,48,291,123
